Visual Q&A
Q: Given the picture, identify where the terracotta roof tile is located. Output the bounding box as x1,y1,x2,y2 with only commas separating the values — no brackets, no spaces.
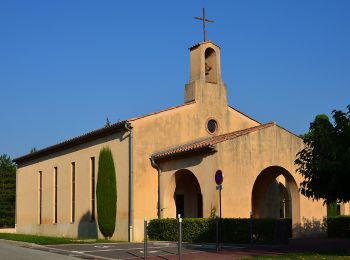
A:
151,122,275,160
189,41,221,50
14,121,128,165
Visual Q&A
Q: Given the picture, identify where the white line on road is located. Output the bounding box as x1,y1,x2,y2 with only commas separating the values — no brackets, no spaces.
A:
73,245,177,253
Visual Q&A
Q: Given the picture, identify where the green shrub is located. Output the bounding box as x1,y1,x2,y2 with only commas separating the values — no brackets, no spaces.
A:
327,216,350,238
327,202,338,217
148,218,291,244
96,147,117,238
0,218,15,228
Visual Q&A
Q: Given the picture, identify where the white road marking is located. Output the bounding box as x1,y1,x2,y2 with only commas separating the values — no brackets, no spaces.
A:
153,242,172,246
76,245,176,253
44,243,244,259
140,250,158,253
94,245,115,249
71,250,83,254
44,246,116,260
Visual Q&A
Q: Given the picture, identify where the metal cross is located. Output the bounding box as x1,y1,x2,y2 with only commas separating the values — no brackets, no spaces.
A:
194,8,214,42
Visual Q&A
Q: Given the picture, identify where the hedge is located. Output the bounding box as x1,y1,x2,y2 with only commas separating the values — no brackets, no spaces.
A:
327,202,338,217
96,147,117,238
0,218,15,228
327,216,350,238
148,218,291,244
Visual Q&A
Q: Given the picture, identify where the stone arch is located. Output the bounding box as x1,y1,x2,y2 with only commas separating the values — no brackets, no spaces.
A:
252,166,300,226
204,47,217,83
165,169,203,218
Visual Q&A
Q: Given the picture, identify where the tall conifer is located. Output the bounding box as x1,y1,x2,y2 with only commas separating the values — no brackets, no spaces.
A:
96,147,117,238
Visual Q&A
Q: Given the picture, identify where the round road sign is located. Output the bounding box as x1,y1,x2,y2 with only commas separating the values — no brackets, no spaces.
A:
215,170,224,185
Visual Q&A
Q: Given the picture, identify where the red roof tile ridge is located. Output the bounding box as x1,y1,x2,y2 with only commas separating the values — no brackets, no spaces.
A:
210,122,275,145
151,135,213,159
151,122,275,160
128,101,196,122
189,41,221,50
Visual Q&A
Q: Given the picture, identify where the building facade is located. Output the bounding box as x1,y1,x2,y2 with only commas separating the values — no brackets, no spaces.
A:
14,41,349,242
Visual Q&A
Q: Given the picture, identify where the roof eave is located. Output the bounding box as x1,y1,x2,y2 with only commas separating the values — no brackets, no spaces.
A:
14,120,129,166
151,145,215,162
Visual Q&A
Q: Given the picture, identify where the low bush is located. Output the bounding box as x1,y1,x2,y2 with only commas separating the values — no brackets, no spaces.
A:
0,218,15,228
327,216,350,238
148,218,291,244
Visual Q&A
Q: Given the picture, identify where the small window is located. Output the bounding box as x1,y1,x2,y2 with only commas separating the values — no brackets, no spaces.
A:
90,157,95,221
71,162,75,223
207,119,218,134
38,171,42,224
53,167,57,224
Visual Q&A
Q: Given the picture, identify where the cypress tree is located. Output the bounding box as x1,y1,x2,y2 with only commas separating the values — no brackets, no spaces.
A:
96,147,117,238
0,154,16,227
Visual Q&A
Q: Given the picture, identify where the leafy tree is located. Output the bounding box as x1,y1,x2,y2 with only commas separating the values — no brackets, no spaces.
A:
295,105,350,204
0,154,16,227
96,147,117,238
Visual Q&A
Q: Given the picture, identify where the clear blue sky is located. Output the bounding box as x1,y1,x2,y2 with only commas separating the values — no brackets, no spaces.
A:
1,1,349,159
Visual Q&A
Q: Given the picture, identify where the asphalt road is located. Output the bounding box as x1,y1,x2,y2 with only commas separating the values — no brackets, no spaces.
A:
0,240,78,260
0,240,250,259
1,238,349,260
46,241,223,259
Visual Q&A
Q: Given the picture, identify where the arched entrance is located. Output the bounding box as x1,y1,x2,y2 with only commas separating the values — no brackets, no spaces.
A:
173,169,203,218
252,166,300,225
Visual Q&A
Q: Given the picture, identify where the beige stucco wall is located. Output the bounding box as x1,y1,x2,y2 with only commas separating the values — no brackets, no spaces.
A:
158,125,326,238
129,85,261,240
16,132,130,241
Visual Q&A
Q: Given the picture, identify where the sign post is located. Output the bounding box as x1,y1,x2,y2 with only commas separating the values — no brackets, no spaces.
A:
178,214,182,260
144,217,148,259
215,170,224,251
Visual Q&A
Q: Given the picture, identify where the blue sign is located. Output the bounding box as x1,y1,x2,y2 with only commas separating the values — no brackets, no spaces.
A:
215,170,224,185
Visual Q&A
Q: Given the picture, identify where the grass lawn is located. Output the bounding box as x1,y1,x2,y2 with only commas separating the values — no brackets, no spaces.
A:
0,233,119,245
242,252,350,259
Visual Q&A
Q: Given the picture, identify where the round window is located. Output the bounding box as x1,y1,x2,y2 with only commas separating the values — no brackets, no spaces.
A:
207,119,218,134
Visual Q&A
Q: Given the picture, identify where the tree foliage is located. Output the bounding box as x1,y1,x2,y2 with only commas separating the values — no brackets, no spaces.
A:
96,147,117,238
295,105,350,204
0,154,16,227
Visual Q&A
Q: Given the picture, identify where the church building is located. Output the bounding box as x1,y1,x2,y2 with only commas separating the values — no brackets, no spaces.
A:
14,40,349,242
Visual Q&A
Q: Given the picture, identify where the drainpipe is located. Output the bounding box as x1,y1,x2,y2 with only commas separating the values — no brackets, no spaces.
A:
15,167,18,230
125,122,133,242
151,158,161,219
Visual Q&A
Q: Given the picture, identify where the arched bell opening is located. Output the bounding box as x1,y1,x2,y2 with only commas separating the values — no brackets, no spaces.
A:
204,47,217,84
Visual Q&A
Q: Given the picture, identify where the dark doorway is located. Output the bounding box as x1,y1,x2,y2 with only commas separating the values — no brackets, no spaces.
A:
176,194,185,218
197,193,203,218
174,169,202,218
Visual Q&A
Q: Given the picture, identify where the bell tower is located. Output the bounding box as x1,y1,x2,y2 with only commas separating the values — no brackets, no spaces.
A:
185,41,228,105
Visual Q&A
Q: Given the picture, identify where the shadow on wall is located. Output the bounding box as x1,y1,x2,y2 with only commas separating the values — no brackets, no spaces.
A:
293,217,327,238
78,211,98,239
